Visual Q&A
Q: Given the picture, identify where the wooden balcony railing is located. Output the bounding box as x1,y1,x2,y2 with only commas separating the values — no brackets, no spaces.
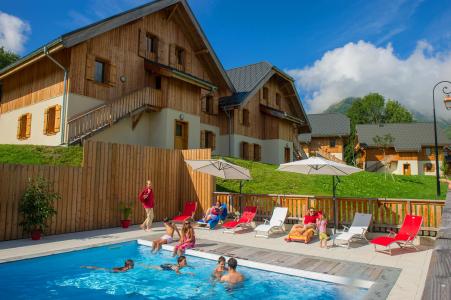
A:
67,87,163,144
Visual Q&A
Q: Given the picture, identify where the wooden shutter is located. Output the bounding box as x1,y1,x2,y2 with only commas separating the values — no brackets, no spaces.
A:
240,142,245,159
211,133,216,150
185,50,192,73
43,108,49,134
248,143,254,161
158,40,166,64
239,109,243,125
25,113,32,138
85,54,95,80
200,130,206,148
169,44,176,66
138,29,147,58
17,115,22,139
201,97,207,113
107,63,117,86
54,104,61,133
213,97,219,115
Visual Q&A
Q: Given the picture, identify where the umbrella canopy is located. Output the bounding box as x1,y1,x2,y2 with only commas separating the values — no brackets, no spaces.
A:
185,159,251,180
277,156,362,176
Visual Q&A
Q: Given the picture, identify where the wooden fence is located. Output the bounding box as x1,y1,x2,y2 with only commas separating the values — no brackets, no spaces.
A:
0,141,213,241
214,192,445,235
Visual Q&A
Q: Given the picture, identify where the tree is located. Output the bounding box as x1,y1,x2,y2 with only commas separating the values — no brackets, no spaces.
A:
0,47,20,70
372,134,395,180
384,100,413,123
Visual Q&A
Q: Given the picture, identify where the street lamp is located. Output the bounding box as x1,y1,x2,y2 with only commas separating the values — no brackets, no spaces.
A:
432,81,451,197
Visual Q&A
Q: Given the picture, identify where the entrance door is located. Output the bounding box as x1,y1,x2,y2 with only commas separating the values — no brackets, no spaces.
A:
284,147,291,163
174,121,188,149
403,163,411,176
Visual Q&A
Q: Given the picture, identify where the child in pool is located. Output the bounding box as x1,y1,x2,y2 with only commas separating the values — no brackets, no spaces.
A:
81,259,134,272
141,256,191,275
316,214,328,248
213,256,228,280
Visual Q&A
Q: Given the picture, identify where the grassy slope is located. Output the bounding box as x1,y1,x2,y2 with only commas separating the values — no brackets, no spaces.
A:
0,145,83,167
215,157,447,200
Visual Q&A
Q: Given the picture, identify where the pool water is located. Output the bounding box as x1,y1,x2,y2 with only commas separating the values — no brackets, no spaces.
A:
0,241,367,300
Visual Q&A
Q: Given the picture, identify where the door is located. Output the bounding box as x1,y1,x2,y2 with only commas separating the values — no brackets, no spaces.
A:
174,121,188,149
403,163,411,176
284,147,291,163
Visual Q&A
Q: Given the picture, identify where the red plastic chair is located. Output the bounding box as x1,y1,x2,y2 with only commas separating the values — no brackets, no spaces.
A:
370,215,423,255
172,201,197,223
223,206,257,233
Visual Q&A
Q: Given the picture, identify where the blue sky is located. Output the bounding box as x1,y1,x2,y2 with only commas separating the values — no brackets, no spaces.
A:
1,0,451,116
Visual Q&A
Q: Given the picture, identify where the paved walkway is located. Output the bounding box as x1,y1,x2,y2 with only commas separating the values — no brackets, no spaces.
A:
0,224,433,300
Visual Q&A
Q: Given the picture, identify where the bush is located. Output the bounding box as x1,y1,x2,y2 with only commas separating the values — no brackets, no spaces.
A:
19,177,59,234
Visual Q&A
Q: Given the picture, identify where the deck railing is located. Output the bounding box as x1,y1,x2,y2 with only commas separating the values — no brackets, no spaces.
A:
213,192,445,235
67,87,163,143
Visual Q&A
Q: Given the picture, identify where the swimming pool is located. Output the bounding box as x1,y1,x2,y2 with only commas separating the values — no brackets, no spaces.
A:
0,241,367,299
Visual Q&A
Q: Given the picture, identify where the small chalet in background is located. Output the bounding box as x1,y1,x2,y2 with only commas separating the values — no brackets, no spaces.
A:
355,123,451,176
299,113,350,161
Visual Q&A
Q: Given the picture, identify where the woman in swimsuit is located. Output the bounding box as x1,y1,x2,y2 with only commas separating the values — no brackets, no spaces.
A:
151,218,181,253
173,221,196,257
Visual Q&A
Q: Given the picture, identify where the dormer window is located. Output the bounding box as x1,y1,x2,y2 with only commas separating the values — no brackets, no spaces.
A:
175,47,185,65
276,93,281,108
146,33,158,53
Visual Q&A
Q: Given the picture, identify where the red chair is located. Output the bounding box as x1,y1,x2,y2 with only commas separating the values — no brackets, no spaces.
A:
172,201,197,224
370,215,423,255
223,206,257,233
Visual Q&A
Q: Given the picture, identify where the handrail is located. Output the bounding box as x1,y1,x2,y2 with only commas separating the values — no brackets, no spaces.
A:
68,103,109,122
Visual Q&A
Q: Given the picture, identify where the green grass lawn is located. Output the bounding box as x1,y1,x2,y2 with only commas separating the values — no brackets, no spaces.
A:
0,144,83,167
215,157,447,200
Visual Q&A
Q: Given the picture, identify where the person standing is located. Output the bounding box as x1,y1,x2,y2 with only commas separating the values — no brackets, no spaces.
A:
139,179,154,231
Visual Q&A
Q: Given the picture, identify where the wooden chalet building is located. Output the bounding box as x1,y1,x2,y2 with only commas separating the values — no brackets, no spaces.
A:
356,123,450,176
299,113,350,161
0,0,310,165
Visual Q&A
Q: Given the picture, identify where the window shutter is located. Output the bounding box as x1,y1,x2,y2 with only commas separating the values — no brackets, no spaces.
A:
213,97,219,115
85,54,95,80
107,63,117,86
240,142,245,159
17,115,21,139
211,133,216,150
169,44,176,66
138,29,147,58
54,104,61,133
239,109,243,125
201,97,207,113
43,108,49,134
185,50,192,73
158,40,166,64
200,130,206,148
248,144,254,161
25,113,32,138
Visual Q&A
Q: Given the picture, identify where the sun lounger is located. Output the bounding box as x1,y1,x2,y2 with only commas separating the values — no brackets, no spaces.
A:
254,207,288,238
172,201,197,224
334,213,372,248
222,206,257,233
370,214,423,255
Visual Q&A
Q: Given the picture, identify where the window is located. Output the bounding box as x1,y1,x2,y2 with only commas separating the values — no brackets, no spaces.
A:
329,138,336,148
146,33,158,53
241,142,250,160
284,147,291,163
175,47,185,65
94,60,106,83
201,130,216,150
155,76,162,90
275,93,281,108
17,113,31,140
241,109,250,126
263,87,269,100
425,147,431,156
44,105,61,135
254,144,261,161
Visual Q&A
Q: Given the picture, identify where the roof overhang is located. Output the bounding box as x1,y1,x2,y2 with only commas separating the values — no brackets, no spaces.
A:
260,104,306,127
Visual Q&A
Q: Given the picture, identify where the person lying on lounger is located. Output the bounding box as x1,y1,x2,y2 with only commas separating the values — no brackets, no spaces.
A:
81,259,134,272
289,208,320,235
151,218,181,253
220,258,244,284
141,256,192,275
212,256,228,280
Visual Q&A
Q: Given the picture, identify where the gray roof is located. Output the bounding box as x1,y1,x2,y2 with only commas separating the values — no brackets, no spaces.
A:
356,123,451,152
299,113,350,143
0,0,235,92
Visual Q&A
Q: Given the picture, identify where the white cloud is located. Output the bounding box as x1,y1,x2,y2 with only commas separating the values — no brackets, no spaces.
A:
287,40,451,120
0,11,30,53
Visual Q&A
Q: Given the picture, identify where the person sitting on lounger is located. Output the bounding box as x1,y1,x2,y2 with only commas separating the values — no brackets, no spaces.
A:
141,256,189,274
220,258,244,284
213,256,228,280
173,221,196,257
200,201,222,223
81,259,134,272
289,208,320,235
151,218,181,253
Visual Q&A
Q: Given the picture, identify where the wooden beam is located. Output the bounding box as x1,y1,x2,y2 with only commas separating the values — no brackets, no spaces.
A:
131,111,144,130
167,4,178,21
195,48,209,55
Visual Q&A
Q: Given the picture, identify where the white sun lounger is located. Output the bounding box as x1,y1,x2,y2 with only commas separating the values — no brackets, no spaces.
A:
334,213,372,248
254,207,288,238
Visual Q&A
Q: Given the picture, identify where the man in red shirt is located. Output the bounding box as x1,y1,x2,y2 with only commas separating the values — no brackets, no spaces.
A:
290,208,320,235
139,180,155,231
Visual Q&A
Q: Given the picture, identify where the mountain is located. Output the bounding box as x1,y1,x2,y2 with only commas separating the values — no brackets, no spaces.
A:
324,97,358,114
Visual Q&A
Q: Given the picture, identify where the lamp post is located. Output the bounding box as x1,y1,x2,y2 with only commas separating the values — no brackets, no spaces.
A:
432,81,451,197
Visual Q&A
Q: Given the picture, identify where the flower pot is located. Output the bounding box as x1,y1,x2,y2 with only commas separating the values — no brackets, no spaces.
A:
120,219,131,228
31,229,42,240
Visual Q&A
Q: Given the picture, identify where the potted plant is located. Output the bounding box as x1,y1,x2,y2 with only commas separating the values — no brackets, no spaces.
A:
119,202,133,228
19,177,59,240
